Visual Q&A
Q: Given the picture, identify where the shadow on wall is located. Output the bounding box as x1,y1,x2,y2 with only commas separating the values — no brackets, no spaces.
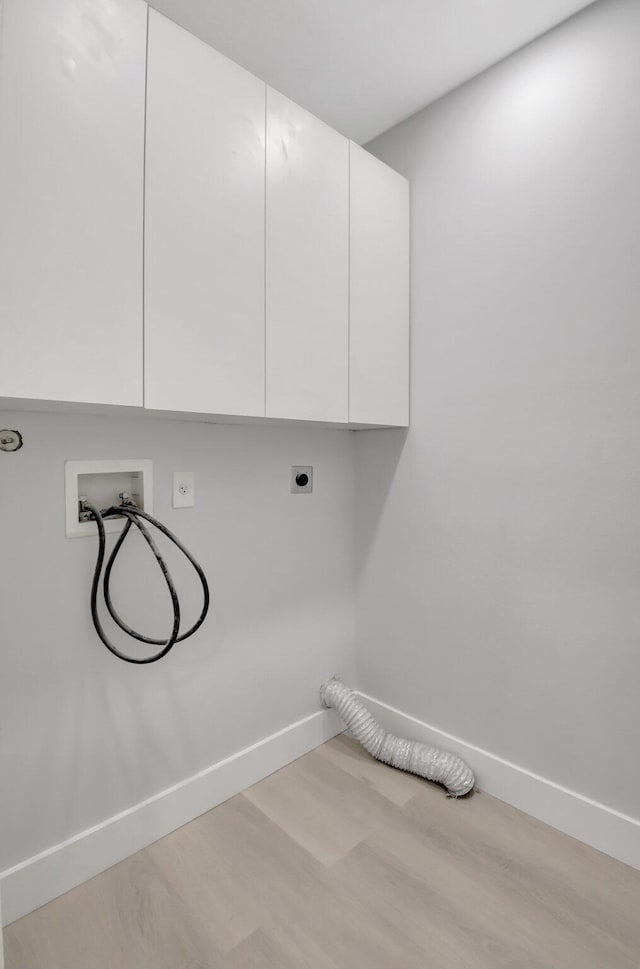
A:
355,428,408,577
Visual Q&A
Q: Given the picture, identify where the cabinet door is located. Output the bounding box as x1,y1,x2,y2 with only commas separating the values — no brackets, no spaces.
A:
349,143,410,426
0,0,146,406
144,11,265,416
266,89,349,423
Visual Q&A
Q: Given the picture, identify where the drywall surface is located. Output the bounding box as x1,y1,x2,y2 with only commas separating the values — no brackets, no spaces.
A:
0,411,355,871
359,0,640,819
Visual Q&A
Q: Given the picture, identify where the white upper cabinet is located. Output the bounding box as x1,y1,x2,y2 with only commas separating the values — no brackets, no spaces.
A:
144,11,266,417
266,89,349,423
349,143,410,426
0,0,146,406
0,6,409,426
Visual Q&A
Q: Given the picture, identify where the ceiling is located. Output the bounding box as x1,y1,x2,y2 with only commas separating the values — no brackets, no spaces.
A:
148,0,597,144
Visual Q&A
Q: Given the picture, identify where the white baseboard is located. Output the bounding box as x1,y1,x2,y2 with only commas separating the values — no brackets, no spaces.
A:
0,708,344,927
3,695,637,935
358,692,640,872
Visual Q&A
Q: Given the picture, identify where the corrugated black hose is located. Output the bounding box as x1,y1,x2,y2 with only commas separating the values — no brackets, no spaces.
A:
82,500,210,664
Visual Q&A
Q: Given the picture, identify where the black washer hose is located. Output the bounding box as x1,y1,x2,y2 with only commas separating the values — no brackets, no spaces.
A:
83,501,210,664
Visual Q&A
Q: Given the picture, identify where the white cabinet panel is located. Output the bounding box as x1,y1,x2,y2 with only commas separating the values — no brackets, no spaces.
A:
350,143,410,426
266,89,349,423
0,0,146,406
144,11,265,416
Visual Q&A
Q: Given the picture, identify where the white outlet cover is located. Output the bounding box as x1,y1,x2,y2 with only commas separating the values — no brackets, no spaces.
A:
173,471,195,508
291,466,313,493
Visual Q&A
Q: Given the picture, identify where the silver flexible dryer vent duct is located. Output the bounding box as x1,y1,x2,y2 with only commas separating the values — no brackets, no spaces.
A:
320,678,475,798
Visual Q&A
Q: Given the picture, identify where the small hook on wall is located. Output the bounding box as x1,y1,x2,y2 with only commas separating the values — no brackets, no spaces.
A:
0,429,23,452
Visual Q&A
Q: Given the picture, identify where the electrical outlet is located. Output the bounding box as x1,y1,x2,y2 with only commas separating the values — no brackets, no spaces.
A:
173,471,195,508
291,466,313,493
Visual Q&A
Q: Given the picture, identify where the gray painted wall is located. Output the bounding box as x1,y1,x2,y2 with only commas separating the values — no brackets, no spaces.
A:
359,0,640,818
2,0,639,880
0,411,356,870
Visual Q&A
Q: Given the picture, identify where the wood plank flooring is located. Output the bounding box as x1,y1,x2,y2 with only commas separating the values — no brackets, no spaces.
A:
4,734,640,968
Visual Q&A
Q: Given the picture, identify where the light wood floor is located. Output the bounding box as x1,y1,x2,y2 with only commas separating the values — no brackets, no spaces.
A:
4,734,640,969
